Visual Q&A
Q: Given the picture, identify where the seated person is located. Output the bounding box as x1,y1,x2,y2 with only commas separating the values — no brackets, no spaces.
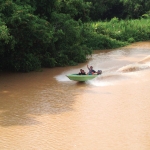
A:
78,69,86,75
97,70,102,75
93,70,102,75
78,69,82,75
81,70,86,75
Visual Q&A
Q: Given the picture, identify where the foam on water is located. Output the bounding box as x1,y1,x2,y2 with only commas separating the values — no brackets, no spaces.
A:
117,63,150,73
138,55,150,63
55,55,150,86
88,71,129,86
54,74,70,82
91,56,150,86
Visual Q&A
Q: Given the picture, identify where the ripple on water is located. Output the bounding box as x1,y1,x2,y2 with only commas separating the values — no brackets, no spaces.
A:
1,42,150,150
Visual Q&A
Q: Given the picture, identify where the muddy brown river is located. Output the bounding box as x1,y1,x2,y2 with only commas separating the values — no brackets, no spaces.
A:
0,42,150,150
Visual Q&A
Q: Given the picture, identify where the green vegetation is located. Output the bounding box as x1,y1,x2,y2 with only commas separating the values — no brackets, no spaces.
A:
0,0,150,72
85,17,150,50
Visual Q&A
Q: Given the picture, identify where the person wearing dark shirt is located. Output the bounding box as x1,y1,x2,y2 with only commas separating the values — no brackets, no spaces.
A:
78,69,82,75
78,69,86,75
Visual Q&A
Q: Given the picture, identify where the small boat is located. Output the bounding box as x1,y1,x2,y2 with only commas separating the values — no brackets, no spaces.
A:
66,74,98,81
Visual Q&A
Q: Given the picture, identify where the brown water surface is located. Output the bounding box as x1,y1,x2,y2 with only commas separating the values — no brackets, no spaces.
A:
1,41,150,150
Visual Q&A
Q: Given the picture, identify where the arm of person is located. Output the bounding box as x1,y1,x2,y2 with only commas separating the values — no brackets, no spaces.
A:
87,65,90,70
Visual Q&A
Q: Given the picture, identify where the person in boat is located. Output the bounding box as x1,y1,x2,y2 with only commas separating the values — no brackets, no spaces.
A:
81,70,86,75
87,65,96,75
97,70,102,75
78,69,82,75
94,70,102,75
78,69,86,75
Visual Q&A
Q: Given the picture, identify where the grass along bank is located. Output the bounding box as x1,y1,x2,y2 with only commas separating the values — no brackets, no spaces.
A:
84,17,150,50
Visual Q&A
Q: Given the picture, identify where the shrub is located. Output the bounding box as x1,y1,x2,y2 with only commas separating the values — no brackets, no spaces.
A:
21,53,41,72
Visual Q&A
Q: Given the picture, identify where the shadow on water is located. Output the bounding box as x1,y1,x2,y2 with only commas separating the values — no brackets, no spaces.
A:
0,71,88,127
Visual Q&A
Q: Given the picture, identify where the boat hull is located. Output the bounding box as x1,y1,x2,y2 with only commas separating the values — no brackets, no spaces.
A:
66,74,98,81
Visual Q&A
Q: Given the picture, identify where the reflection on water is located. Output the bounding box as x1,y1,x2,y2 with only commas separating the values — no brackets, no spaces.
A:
1,42,150,150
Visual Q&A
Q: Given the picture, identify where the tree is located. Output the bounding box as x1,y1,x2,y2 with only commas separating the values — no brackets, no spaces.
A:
85,0,125,20
59,0,91,22
0,0,55,71
120,0,150,18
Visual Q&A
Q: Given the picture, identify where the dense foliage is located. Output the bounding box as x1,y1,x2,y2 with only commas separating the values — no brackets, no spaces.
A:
0,0,150,72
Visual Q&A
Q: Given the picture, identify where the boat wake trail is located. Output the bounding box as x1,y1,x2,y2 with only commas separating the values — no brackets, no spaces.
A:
117,55,150,73
88,72,129,86
54,74,71,82
117,63,150,73
55,55,150,85
138,55,150,64
89,55,150,86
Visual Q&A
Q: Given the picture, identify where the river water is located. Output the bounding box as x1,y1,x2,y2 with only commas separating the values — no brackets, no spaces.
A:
0,42,150,150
